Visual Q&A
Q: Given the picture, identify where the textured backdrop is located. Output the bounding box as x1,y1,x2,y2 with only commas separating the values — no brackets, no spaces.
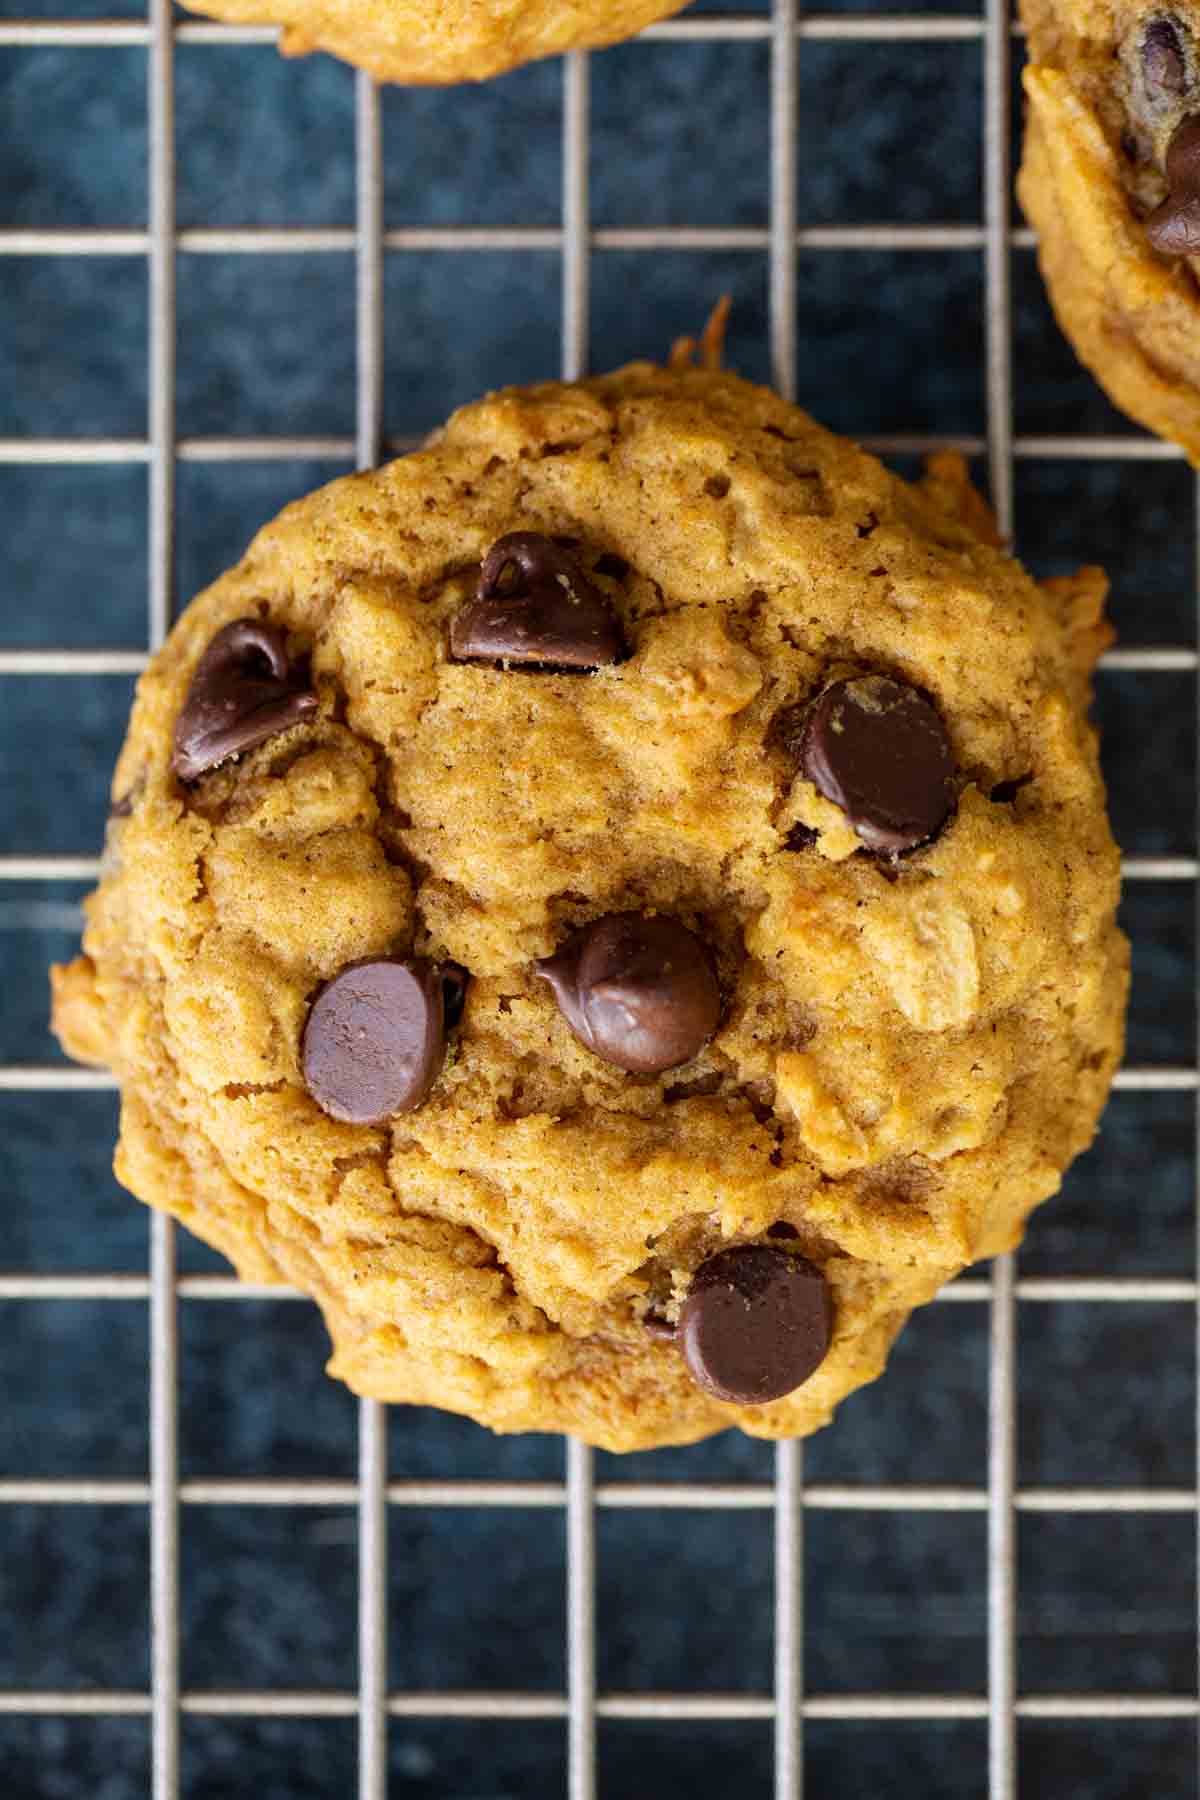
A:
1,0,1196,1792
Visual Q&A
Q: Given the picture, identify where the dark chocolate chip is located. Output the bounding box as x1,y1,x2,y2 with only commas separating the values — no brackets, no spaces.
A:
784,822,819,852
301,957,465,1124
679,1245,833,1405
798,675,955,854
535,912,721,1075
450,532,624,671
171,618,317,782
1142,17,1187,96
642,1311,679,1341
1147,115,1200,253
766,1221,799,1239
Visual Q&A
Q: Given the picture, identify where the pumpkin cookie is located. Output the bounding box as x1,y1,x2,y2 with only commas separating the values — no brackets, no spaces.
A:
51,357,1127,1450
1021,0,1200,459
178,0,687,84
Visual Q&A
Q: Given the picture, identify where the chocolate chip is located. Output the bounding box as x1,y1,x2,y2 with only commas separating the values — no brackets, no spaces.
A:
1142,17,1187,96
450,532,624,671
797,675,955,854
766,1221,799,1239
784,821,819,852
642,1311,679,1341
301,957,466,1124
171,619,317,782
536,913,721,1075
1146,115,1200,253
679,1245,832,1405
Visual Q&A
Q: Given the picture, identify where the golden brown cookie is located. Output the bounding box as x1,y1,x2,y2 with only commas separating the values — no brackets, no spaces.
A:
1020,0,1200,459
178,0,686,84
51,359,1128,1452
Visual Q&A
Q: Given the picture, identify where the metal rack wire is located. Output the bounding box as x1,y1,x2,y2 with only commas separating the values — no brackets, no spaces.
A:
1,0,1198,1794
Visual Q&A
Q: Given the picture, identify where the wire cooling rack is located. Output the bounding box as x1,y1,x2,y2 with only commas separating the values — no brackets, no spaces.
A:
0,0,1198,1793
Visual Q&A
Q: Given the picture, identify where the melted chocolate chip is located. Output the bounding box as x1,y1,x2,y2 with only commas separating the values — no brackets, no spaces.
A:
766,1221,799,1240
301,957,466,1125
798,675,956,854
1147,115,1200,253
450,532,624,671
171,619,317,782
680,1245,833,1405
536,913,721,1075
1142,17,1188,96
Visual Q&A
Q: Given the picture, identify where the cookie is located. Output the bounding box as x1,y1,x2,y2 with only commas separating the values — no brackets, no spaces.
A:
51,356,1127,1452
1020,0,1200,459
176,0,686,84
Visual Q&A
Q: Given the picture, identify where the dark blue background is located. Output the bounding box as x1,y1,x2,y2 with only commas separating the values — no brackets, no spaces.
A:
1,1,1197,1793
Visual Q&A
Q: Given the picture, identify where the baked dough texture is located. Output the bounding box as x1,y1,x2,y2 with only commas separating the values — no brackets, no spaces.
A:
51,361,1128,1451
1019,0,1200,460
177,0,686,83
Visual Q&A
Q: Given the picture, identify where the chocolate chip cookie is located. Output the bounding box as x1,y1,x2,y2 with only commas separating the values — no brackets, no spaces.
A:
1020,0,1200,458
176,0,686,83
51,357,1127,1451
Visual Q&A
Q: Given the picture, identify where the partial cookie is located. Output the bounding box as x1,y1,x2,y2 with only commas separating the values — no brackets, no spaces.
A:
51,359,1127,1451
176,0,687,83
1020,0,1200,459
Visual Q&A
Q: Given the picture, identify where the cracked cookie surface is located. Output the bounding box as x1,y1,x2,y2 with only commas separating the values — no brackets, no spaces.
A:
1020,0,1200,458
51,362,1128,1451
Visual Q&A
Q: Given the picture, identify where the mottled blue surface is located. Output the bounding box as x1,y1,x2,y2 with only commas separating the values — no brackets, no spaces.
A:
2,3,1198,1795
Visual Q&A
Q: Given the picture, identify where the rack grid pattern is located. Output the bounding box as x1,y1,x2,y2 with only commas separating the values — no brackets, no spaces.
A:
1,0,1198,1794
